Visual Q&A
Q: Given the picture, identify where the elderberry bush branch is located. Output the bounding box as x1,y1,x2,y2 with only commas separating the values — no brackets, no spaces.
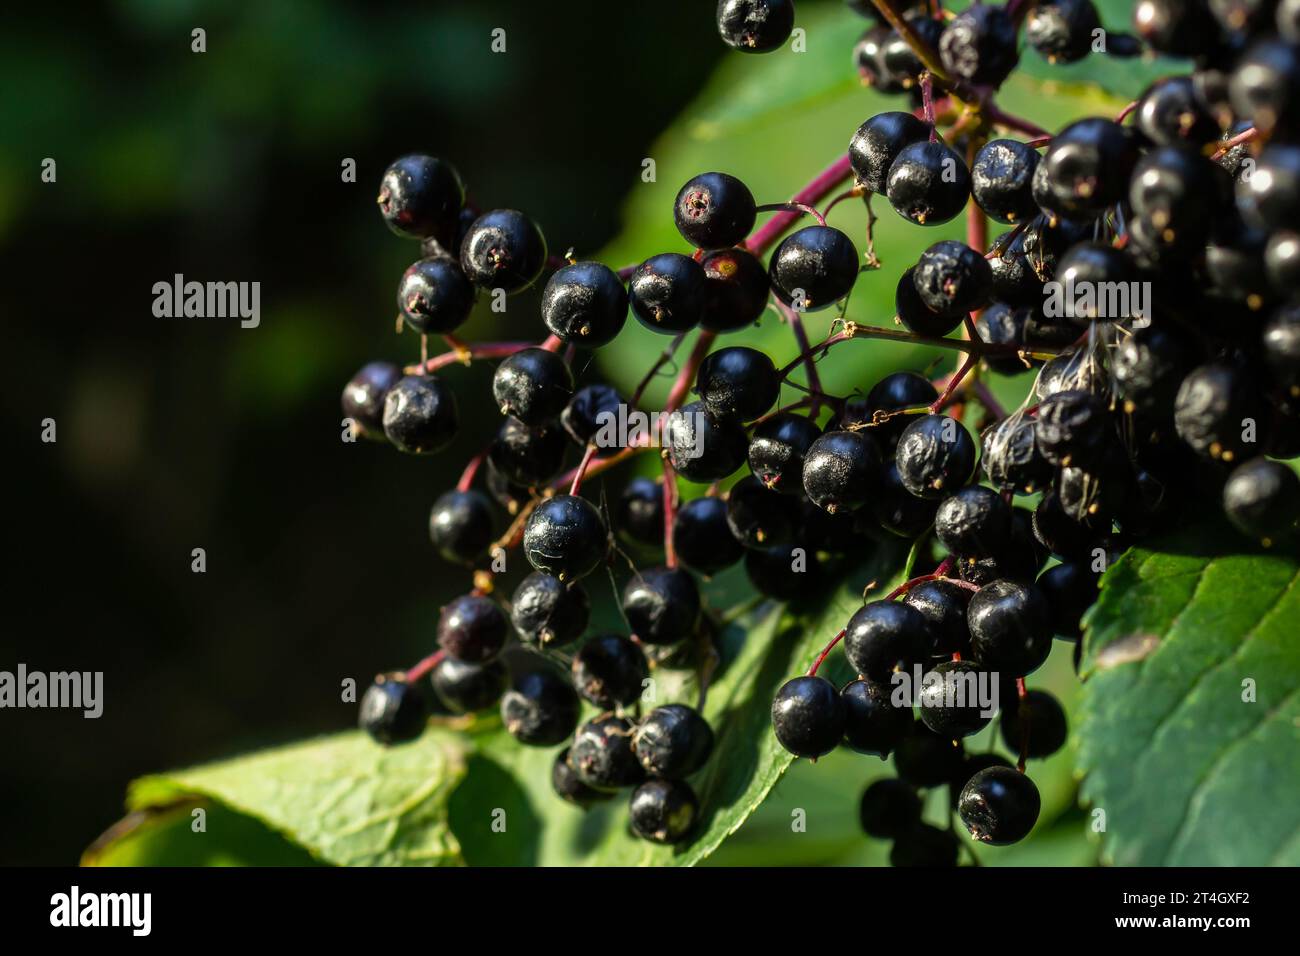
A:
344,0,1300,865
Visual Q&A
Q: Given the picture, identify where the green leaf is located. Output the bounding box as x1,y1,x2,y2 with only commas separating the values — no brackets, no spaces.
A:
448,543,908,866
1077,526,1300,866
89,728,470,867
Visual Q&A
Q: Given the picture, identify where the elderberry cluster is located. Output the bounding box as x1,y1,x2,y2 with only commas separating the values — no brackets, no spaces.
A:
343,0,1300,863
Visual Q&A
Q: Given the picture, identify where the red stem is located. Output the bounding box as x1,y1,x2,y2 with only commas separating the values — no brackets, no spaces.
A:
405,341,537,375
744,155,855,257
1016,677,1029,773
569,444,598,496
662,460,679,568
456,451,485,493
405,649,446,684
807,629,848,677
665,332,716,413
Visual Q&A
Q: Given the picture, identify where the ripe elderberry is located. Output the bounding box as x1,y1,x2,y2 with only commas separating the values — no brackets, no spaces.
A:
849,111,931,196
886,140,972,226
437,593,508,663
629,253,708,333
673,171,757,249
769,225,861,310
570,715,645,791
397,257,476,335
359,673,429,745
841,678,913,757
377,155,464,243
673,496,745,575
896,414,977,499
958,766,1041,845
431,657,508,713
501,668,581,746
571,634,649,709
429,489,496,566
802,429,884,514
749,412,823,493
772,675,847,759
510,572,590,648
695,346,780,421
844,600,932,682
717,0,796,53
492,348,574,425
541,262,628,348
382,375,459,455
622,567,701,645
633,704,714,779
967,580,1053,677
522,494,608,582
459,209,547,293
342,361,401,440
859,778,923,839
628,779,700,844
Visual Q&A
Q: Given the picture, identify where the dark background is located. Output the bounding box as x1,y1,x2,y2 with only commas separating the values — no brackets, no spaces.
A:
1,0,722,866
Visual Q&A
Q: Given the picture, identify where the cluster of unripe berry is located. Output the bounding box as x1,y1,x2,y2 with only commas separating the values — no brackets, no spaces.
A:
344,0,1300,861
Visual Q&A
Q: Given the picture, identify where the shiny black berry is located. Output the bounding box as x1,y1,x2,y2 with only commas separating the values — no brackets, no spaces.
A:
1026,0,1102,64
541,262,628,348
488,416,566,486
665,401,749,482
972,139,1041,224
1134,0,1218,58
1237,145,1300,232
696,346,779,421
377,155,464,243
674,171,757,249
437,593,508,663
629,779,699,844
570,715,645,791
397,257,477,334
1035,389,1112,469
1266,232,1300,297
501,667,581,746
1222,457,1300,544
1053,243,1138,324
700,247,771,332
863,371,941,448
616,476,665,547
571,634,648,708
727,475,800,546
749,411,823,493
975,305,1032,377
629,253,707,333
845,600,931,682
553,748,612,807
1000,689,1068,759
561,383,625,445
510,572,590,648
939,3,1020,86
968,580,1053,677
623,566,701,645
958,766,1041,845
886,140,972,226
673,495,745,575
343,361,402,440
492,348,574,425
522,494,608,582
430,656,508,713
772,675,847,758
633,704,714,779
429,489,496,566
1136,75,1220,148
913,240,993,316
1229,40,1300,141
1037,118,1138,219
903,578,972,656
802,430,884,514
918,660,993,739
841,678,913,757
850,111,931,195
359,673,428,745
935,485,1013,558
717,0,796,53
1036,561,1098,640
459,209,547,293
382,375,459,454
769,225,860,311
896,414,977,499
873,459,942,538
895,266,965,337
859,778,922,839
1173,362,1261,462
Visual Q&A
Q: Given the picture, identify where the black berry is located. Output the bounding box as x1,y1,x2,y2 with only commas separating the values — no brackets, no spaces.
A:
772,675,847,759
359,673,428,745
382,375,459,454
674,171,757,249
633,704,715,779
501,667,581,746
522,494,608,582
571,634,648,708
541,262,629,348
459,208,547,292
510,572,590,648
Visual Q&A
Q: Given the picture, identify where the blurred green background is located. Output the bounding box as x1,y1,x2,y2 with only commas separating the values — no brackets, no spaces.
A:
3,0,1134,866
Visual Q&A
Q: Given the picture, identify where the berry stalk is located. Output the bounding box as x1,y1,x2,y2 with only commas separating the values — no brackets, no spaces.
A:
743,155,855,256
